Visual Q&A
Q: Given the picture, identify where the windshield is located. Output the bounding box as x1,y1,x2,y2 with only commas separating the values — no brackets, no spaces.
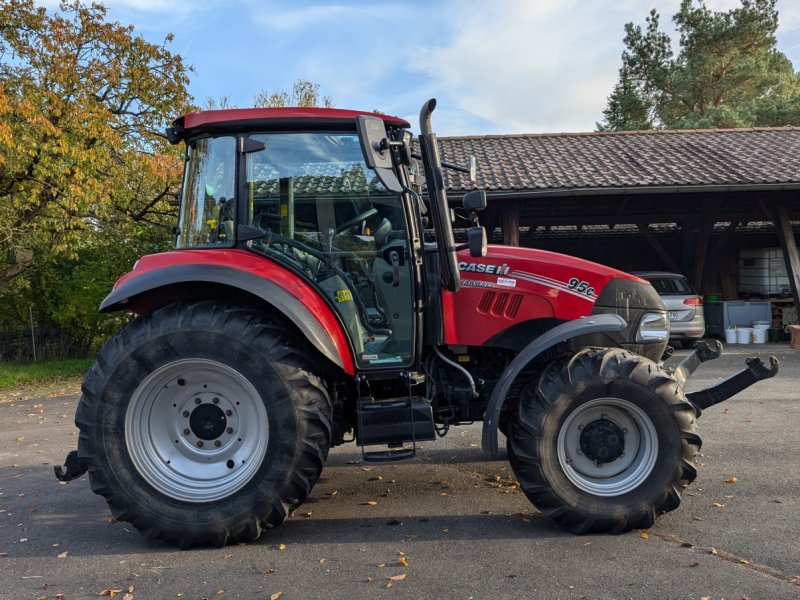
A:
176,136,236,248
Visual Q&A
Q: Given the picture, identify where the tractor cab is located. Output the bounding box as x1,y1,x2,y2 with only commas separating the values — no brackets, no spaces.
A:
174,126,419,370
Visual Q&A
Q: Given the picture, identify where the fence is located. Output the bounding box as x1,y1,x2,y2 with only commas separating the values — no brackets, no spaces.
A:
0,328,88,362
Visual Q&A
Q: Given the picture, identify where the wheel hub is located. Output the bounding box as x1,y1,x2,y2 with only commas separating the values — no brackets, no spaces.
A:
125,359,269,503
189,403,227,440
579,418,625,464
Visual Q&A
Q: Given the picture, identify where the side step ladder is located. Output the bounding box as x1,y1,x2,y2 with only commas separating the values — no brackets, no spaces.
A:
356,373,435,462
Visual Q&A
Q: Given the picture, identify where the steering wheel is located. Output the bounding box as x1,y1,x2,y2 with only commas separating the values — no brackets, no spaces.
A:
335,208,378,235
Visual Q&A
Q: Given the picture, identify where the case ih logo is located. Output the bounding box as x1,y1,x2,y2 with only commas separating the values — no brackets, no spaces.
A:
458,261,510,275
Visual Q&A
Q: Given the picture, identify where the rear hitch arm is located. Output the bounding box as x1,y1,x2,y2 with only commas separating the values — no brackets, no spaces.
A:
54,450,88,482
686,355,779,413
670,340,723,387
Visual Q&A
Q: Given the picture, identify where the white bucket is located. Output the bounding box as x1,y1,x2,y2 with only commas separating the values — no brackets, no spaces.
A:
753,320,770,328
752,324,769,344
725,327,738,344
737,327,752,344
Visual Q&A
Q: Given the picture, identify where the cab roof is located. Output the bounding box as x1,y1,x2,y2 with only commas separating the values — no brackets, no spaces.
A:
168,107,410,143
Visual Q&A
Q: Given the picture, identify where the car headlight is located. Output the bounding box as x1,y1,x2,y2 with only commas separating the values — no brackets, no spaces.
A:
636,312,669,342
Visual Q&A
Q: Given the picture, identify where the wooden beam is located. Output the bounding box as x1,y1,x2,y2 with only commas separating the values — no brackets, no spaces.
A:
691,199,724,290
636,223,682,273
501,201,521,246
770,202,800,312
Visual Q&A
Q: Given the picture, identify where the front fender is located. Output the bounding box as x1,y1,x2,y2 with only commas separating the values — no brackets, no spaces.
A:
481,313,627,457
101,250,355,375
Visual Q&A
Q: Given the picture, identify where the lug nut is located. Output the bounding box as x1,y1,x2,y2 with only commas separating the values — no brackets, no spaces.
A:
214,441,221,447
194,397,201,405
182,410,190,418
226,427,233,434
183,428,190,435
212,397,220,404
196,441,204,448
225,410,232,416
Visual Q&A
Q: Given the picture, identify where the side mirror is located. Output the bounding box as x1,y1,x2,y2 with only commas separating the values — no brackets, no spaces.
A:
468,226,487,257
356,115,402,193
463,189,487,212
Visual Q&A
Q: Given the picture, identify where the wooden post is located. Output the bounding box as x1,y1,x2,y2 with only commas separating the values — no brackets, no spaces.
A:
770,203,800,313
636,223,682,273
501,201,520,246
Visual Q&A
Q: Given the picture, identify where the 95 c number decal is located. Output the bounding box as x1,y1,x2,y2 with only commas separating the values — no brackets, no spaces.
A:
567,277,595,297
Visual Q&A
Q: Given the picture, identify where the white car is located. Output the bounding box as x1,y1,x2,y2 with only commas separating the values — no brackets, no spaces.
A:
632,272,706,348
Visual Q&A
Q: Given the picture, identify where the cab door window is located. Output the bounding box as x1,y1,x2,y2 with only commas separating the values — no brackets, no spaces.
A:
244,132,414,369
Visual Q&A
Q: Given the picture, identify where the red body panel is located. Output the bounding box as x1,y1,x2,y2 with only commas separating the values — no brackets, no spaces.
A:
114,249,355,375
446,245,641,347
178,107,409,130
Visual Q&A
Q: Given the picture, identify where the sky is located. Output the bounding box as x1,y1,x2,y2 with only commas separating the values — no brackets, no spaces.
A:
49,0,800,136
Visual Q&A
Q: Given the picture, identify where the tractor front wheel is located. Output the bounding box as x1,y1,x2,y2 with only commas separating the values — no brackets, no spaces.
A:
76,301,331,548
507,348,700,534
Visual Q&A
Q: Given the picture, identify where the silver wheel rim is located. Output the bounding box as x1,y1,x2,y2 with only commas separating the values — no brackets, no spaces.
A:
125,359,269,503
556,397,658,497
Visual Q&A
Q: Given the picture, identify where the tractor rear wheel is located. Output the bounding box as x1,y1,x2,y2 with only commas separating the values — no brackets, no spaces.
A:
507,348,700,534
76,301,331,548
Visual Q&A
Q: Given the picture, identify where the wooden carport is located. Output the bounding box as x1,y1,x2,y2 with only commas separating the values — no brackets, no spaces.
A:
438,128,800,309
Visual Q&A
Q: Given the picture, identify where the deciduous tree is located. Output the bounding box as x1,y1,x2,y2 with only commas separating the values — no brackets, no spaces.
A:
0,0,191,292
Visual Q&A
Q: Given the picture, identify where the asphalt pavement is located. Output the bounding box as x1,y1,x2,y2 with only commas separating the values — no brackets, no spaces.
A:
0,343,798,600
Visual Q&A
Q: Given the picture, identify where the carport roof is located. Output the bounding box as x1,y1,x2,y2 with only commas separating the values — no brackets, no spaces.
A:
437,127,800,194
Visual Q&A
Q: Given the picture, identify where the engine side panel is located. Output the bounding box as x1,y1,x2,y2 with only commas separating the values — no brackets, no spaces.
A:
444,246,643,347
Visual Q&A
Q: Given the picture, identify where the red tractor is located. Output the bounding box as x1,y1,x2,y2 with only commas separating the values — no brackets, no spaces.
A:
56,100,778,548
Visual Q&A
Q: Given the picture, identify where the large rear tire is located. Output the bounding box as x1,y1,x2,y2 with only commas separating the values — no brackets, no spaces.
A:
507,348,700,534
76,301,331,548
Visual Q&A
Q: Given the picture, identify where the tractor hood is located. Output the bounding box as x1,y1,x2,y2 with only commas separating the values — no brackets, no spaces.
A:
447,245,666,360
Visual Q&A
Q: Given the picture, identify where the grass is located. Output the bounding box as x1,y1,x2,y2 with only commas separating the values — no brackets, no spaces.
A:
0,358,93,389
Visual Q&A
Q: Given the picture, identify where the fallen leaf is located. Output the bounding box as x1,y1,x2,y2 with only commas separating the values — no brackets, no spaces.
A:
368,476,383,481
57,551,68,559
278,544,286,551
107,517,117,524
270,593,284,600
56,594,66,600
388,574,406,581
712,502,725,508
397,555,409,567
701,596,710,600
319,558,326,564
216,590,225,596
123,594,134,600
385,582,393,589
98,590,123,597
641,532,649,539
377,563,386,568
128,587,135,594
301,512,312,518
710,547,718,555
440,492,448,496
362,501,378,506
261,568,275,574
740,559,749,564
329,490,338,496
725,477,738,484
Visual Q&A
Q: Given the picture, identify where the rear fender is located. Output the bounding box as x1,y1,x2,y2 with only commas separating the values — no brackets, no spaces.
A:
481,313,627,457
101,256,355,375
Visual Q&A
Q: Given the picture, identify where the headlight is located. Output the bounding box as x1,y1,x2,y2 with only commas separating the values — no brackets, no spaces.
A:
636,312,669,342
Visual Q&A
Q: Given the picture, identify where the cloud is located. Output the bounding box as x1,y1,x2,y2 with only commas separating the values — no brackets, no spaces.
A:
408,0,638,133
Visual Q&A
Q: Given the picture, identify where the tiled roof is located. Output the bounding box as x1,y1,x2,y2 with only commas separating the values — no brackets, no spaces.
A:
436,128,800,194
